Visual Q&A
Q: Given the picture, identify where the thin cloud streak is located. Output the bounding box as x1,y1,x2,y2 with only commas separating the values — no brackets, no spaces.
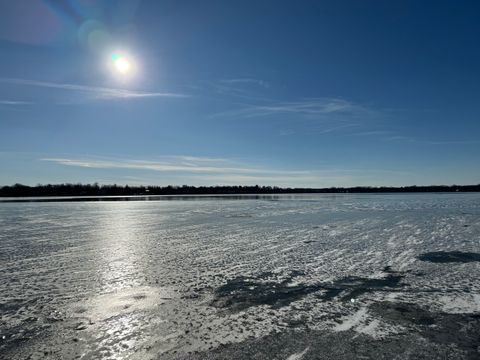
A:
219,78,270,88
195,174,354,187
208,79,273,102
210,98,376,119
278,123,359,136
423,140,480,145
39,155,416,187
41,156,310,176
351,130,392,137
383,135,480,145
0,78,188,100
169,155,230,163
314,123,359,134
138,167,413,187
40,156,353,187
0,100,33,105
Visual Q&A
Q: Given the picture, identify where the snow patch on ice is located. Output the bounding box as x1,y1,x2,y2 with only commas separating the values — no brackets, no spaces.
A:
334,307,368,332
440,294,480,314
286,346,310,360
356,319,381,337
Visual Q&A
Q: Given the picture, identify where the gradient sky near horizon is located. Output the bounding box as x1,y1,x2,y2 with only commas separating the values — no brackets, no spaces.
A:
1,0,479,187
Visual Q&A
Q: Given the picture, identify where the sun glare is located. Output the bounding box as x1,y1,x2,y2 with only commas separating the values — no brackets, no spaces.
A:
107,51,139,83
111,53,131,74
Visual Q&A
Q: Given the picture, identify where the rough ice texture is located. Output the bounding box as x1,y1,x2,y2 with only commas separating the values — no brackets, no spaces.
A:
0,193,479,359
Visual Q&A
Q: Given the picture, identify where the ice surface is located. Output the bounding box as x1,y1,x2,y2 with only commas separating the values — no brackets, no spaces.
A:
0,193,479,359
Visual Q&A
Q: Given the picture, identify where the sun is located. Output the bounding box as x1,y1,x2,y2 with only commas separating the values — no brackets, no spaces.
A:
114,57,130,74
110,53,133,76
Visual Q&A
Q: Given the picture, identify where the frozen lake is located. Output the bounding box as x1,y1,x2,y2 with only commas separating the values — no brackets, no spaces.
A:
1,193,479,359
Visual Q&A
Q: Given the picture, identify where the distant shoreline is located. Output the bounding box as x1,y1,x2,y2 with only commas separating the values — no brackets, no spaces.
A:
1,192,480,204
1,183,479,198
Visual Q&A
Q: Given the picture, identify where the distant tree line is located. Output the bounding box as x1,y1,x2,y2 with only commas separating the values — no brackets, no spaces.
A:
0,183,479,197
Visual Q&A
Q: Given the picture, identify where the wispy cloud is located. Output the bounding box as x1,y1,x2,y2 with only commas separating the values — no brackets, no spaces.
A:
383,135,480,145
219,78,270,88
0,78,188,100
423,140,480,145
39,155,416,187
0,100,33,105
314,123,360,134
196,174,352,187
210,98,376,119
350,130,392,137
40,155,340,187
41,155,309,176
277,123,360,136
208,78,272,101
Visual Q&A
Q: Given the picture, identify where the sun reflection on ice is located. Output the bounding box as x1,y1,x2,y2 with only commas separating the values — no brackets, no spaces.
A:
72,202,178,358
70,286,174,359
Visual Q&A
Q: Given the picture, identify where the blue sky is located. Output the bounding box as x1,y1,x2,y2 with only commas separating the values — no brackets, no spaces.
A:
0,0,479,187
